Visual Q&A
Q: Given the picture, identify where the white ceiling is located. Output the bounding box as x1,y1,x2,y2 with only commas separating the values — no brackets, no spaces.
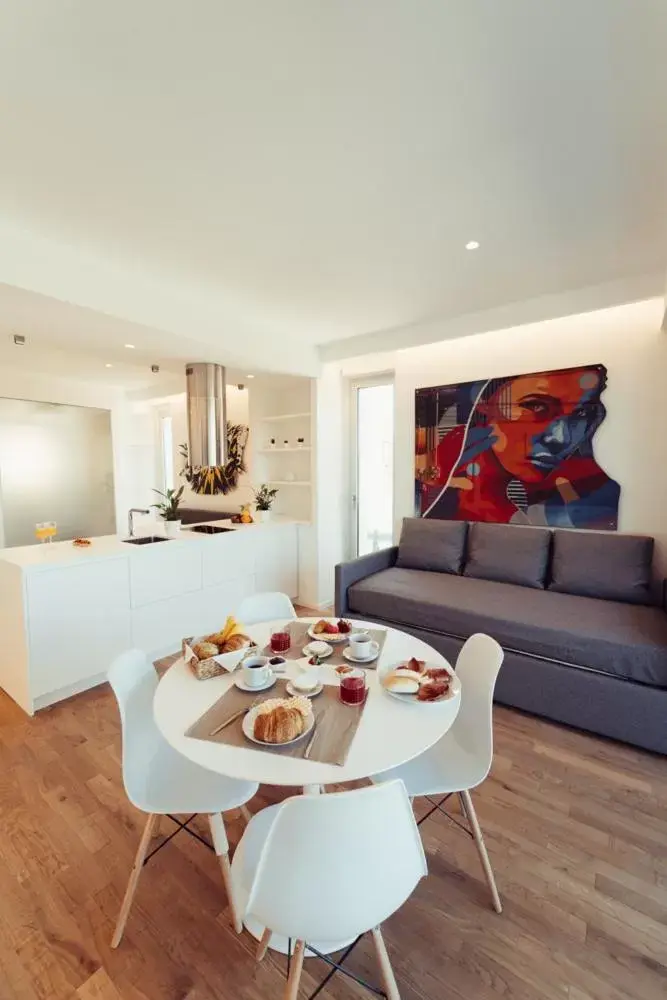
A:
0,1,665,379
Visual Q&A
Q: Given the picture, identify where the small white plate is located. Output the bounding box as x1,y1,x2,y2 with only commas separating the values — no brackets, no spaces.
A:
234,673,277,693
303,642,334,659
242,706,315,746
343,646,379,665
286,680,324,698
307,624,350,644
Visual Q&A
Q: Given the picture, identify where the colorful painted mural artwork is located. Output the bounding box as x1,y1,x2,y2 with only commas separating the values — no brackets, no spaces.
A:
414,364,620,529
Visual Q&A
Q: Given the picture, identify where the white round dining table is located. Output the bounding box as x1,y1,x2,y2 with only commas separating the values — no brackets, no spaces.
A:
153,617,461,792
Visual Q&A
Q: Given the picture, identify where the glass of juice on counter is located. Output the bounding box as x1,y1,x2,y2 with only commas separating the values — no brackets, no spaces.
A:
35,522,48,543
44,521,57,542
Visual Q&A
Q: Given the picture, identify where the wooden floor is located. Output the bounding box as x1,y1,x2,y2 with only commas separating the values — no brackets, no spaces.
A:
1,663,666,999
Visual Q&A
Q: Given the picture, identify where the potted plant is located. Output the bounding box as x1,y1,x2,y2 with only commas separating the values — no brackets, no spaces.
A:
152,485,185,536
253,484,278,523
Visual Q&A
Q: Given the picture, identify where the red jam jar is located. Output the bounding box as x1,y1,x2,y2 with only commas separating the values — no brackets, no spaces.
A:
270,630,291,653
339,669,367,706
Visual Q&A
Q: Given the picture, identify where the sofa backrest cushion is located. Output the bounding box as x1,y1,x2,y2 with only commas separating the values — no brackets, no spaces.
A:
549,529,654,605
396,518,467,574
463,522,551,589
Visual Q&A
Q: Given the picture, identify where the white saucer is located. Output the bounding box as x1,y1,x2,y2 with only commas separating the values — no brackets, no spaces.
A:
286,680,324,698
343,646,379,665
242,707,314,746
234,673,277,693
303,642,333,659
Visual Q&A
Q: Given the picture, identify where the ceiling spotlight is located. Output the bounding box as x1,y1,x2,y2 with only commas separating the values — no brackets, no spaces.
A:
125,343,135,349
465,240,480,250
246,374,255,379
105,363,113,368
13,334,26,346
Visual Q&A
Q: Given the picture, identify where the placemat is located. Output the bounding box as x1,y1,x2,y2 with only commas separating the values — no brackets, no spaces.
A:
185,678,367,766
258,620,387,669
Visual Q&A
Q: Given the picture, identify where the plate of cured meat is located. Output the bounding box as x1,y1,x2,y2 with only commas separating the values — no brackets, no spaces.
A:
380,657,459,704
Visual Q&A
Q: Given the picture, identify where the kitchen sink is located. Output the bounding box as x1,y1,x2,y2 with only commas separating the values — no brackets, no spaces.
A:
122,535,172,545
186,524,236,534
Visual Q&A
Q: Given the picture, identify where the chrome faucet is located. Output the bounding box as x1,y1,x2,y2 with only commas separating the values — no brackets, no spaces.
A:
128,508,150,538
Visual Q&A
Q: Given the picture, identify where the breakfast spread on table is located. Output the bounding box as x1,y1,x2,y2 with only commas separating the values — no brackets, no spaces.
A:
251,696,311,743
383,657,453,702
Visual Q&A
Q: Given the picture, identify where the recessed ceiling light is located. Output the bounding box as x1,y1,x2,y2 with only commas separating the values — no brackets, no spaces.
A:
465,240,480,250
105,363,113,368
246,374,255,379
125,343,135,349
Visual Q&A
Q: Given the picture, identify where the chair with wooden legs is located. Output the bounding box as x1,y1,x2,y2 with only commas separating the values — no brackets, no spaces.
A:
372,633,505,913
108,650,258,947
231,780,427,1000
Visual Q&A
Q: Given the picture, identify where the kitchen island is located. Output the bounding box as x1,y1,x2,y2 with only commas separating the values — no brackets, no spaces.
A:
0,518,299,714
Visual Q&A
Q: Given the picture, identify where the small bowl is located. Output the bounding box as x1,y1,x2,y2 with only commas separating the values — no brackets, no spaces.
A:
291,671,320,693
267,655,287,672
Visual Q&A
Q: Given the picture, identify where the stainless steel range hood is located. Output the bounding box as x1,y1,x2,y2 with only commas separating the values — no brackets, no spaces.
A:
186,363,227,467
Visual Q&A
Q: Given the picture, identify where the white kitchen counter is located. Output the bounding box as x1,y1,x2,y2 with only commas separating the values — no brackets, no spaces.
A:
0,518,301,714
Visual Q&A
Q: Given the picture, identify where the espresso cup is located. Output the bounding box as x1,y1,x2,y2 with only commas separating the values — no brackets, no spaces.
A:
348,633,378,660
242,655,271,688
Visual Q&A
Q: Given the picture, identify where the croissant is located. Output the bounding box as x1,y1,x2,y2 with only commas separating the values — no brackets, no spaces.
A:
253,705,305,744
193,641,219,660
220,633,249,653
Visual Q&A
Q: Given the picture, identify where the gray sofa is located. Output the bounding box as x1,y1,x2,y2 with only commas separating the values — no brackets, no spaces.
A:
335,519,667,754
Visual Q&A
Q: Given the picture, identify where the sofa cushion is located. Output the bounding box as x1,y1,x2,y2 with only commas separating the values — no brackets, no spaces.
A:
549,530,653,605
463,522,551,589
396,518,467,575
348,567,667,687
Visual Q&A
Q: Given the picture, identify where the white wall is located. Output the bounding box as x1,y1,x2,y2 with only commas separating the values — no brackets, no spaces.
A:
321,297,667,583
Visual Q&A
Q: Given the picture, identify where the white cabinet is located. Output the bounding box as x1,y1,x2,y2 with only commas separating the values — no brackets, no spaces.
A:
129,542,202,607
132,574,256,656
254,524,298,597
27,559,132,699
202,529,258,587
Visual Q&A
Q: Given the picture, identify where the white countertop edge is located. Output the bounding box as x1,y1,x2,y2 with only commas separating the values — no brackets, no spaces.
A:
0,516,305,570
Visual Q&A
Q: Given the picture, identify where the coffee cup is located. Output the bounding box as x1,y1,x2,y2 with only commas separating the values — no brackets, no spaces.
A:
348,632,379,660
242,655,272,688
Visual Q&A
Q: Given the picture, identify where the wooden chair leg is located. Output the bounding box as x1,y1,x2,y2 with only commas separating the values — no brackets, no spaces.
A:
208,814,243,934
256,926,272,961
459,790,502,914
284,939,305,1000
371,927,401,1000
111,813,159,948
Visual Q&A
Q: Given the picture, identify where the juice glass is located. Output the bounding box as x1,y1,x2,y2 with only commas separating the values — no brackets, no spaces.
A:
339,669,368,706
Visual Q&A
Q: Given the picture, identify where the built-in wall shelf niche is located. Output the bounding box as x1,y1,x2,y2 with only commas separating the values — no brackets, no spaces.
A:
258,447,311,454
248,376,314,524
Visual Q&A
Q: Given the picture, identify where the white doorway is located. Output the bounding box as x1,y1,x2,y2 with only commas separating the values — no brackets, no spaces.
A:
350,376,394,557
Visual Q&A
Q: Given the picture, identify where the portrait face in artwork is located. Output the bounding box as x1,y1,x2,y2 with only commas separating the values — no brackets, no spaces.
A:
414,363,620,530
476,368,606,484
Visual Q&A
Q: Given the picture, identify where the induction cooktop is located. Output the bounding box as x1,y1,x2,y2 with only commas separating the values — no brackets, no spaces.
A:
186,524,235,534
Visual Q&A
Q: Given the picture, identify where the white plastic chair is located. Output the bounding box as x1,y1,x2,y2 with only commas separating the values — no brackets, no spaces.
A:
372,633,505,913
237,591,297,625
108,650,259,946
231,781,426,999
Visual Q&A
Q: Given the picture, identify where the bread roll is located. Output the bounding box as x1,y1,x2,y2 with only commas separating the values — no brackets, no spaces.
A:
393,668,423,683
193,641,219,660
385,673,420,694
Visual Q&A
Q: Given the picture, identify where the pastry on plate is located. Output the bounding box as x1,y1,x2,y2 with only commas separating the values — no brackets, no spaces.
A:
192,641,219,660
72,537,91,547
253,697,310,743
393,668,423,683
